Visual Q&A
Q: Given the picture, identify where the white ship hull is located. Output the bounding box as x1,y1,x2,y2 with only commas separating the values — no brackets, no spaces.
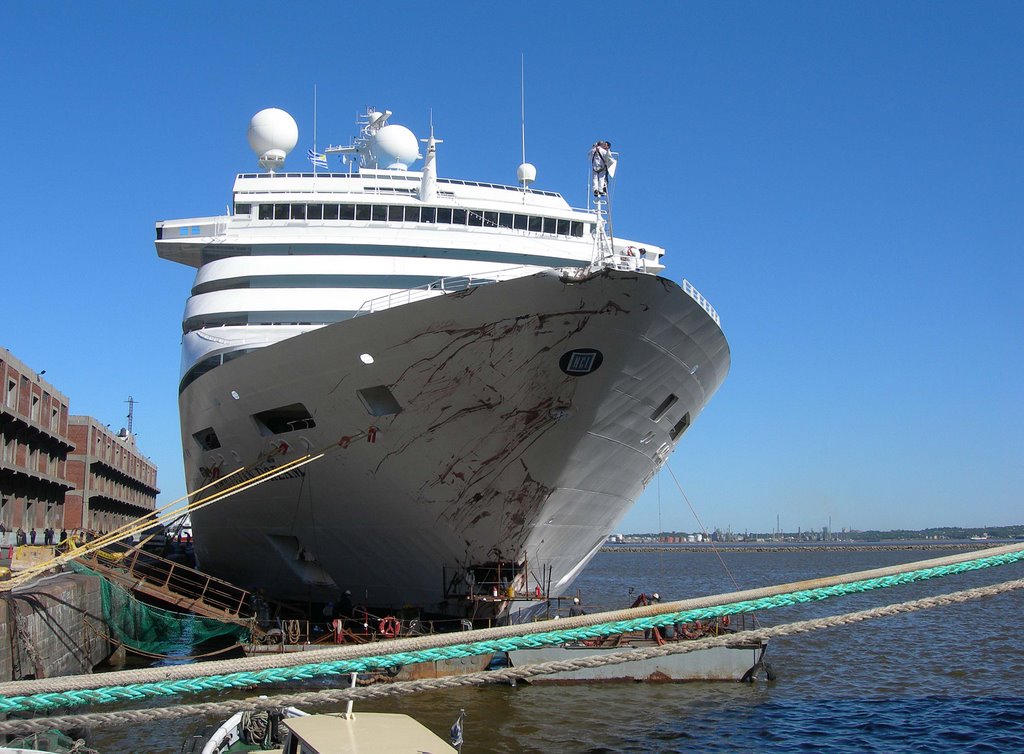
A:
180,268,729,612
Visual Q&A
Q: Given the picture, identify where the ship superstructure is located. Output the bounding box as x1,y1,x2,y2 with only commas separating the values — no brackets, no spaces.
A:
156,107,729,618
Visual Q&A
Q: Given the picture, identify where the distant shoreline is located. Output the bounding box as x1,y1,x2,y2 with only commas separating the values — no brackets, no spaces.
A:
601,542,1005,553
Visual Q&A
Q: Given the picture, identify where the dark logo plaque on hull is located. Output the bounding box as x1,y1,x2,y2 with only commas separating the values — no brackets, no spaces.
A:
559,348,604,376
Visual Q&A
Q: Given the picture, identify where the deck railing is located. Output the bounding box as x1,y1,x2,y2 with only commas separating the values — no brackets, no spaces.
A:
682,279,721,326
353,265,540,317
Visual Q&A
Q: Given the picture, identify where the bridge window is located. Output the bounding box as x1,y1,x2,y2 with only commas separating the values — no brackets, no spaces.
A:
248,201,585,241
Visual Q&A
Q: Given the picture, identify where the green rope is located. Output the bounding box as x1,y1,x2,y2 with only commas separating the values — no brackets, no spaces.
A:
2,547,1022,713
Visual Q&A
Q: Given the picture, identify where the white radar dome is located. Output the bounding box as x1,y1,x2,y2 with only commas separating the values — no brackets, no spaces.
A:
517,162,537,185
248,108,299,171
372,124,420,170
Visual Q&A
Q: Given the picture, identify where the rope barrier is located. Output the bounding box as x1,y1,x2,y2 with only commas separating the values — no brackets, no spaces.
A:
1,542,1022,714
0,575,1020,737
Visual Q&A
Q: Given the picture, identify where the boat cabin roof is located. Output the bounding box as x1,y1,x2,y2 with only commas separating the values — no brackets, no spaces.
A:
278,712,457,753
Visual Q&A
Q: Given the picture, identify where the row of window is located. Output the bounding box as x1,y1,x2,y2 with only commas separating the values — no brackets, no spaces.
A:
4,373,64,433
237,203,589,238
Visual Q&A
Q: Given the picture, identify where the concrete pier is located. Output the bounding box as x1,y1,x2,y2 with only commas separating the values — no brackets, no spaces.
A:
0,572,112,681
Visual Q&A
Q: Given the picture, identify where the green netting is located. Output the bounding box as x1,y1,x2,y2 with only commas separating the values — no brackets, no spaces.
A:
4,728,99,753
69,561,248,655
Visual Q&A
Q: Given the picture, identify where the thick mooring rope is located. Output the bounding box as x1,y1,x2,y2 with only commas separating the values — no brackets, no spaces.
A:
1,542,1022,716
0,576,1020,736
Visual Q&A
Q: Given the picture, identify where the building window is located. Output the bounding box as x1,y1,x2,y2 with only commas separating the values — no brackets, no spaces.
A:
31,394,40,421
5,379,14,408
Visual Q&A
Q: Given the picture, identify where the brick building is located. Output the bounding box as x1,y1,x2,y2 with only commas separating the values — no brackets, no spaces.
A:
1,346,159,536
0,348,75,533
65,418,159,533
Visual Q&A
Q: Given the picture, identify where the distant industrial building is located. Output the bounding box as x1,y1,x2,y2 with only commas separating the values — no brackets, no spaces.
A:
65,417,159,533
0,348,74,534
0,346,158,535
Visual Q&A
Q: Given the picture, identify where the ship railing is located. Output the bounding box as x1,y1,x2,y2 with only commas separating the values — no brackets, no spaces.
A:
682,279,721,326
353,265,539,317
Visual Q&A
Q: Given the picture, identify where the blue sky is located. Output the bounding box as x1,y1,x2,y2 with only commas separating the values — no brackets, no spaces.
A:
2,2,1020,534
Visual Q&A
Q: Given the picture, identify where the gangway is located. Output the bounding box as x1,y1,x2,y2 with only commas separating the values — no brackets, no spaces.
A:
74,543,262,635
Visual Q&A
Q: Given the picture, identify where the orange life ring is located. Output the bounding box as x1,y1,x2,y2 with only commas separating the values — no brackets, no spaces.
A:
683,621,703,640
379,616,401,638
721,615,730,627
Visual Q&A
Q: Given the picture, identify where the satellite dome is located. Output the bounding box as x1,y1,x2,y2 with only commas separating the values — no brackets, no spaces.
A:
372,124,420,170
517,162,537,186
248,108,298,171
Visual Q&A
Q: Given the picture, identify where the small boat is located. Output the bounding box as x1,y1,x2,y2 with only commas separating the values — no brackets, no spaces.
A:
185,708,457,754
184,676,460,753
503,597,771,683
182,706,307,753
504,633,769,683
273,713,457,754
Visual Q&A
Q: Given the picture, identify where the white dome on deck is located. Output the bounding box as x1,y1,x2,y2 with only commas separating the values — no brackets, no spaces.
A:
373,124,420,170
517,162,537,185
248,109,298,171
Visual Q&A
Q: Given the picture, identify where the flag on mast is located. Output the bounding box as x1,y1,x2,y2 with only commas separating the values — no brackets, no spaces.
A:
307,149,328,170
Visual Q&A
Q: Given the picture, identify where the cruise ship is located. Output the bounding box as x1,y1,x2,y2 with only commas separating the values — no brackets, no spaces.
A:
155,107,729,619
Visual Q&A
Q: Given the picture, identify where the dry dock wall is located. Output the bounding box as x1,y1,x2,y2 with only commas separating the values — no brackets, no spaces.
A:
0,572,111,681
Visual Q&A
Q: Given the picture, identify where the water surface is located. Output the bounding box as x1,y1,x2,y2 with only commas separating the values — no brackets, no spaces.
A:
88,548,1024,752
